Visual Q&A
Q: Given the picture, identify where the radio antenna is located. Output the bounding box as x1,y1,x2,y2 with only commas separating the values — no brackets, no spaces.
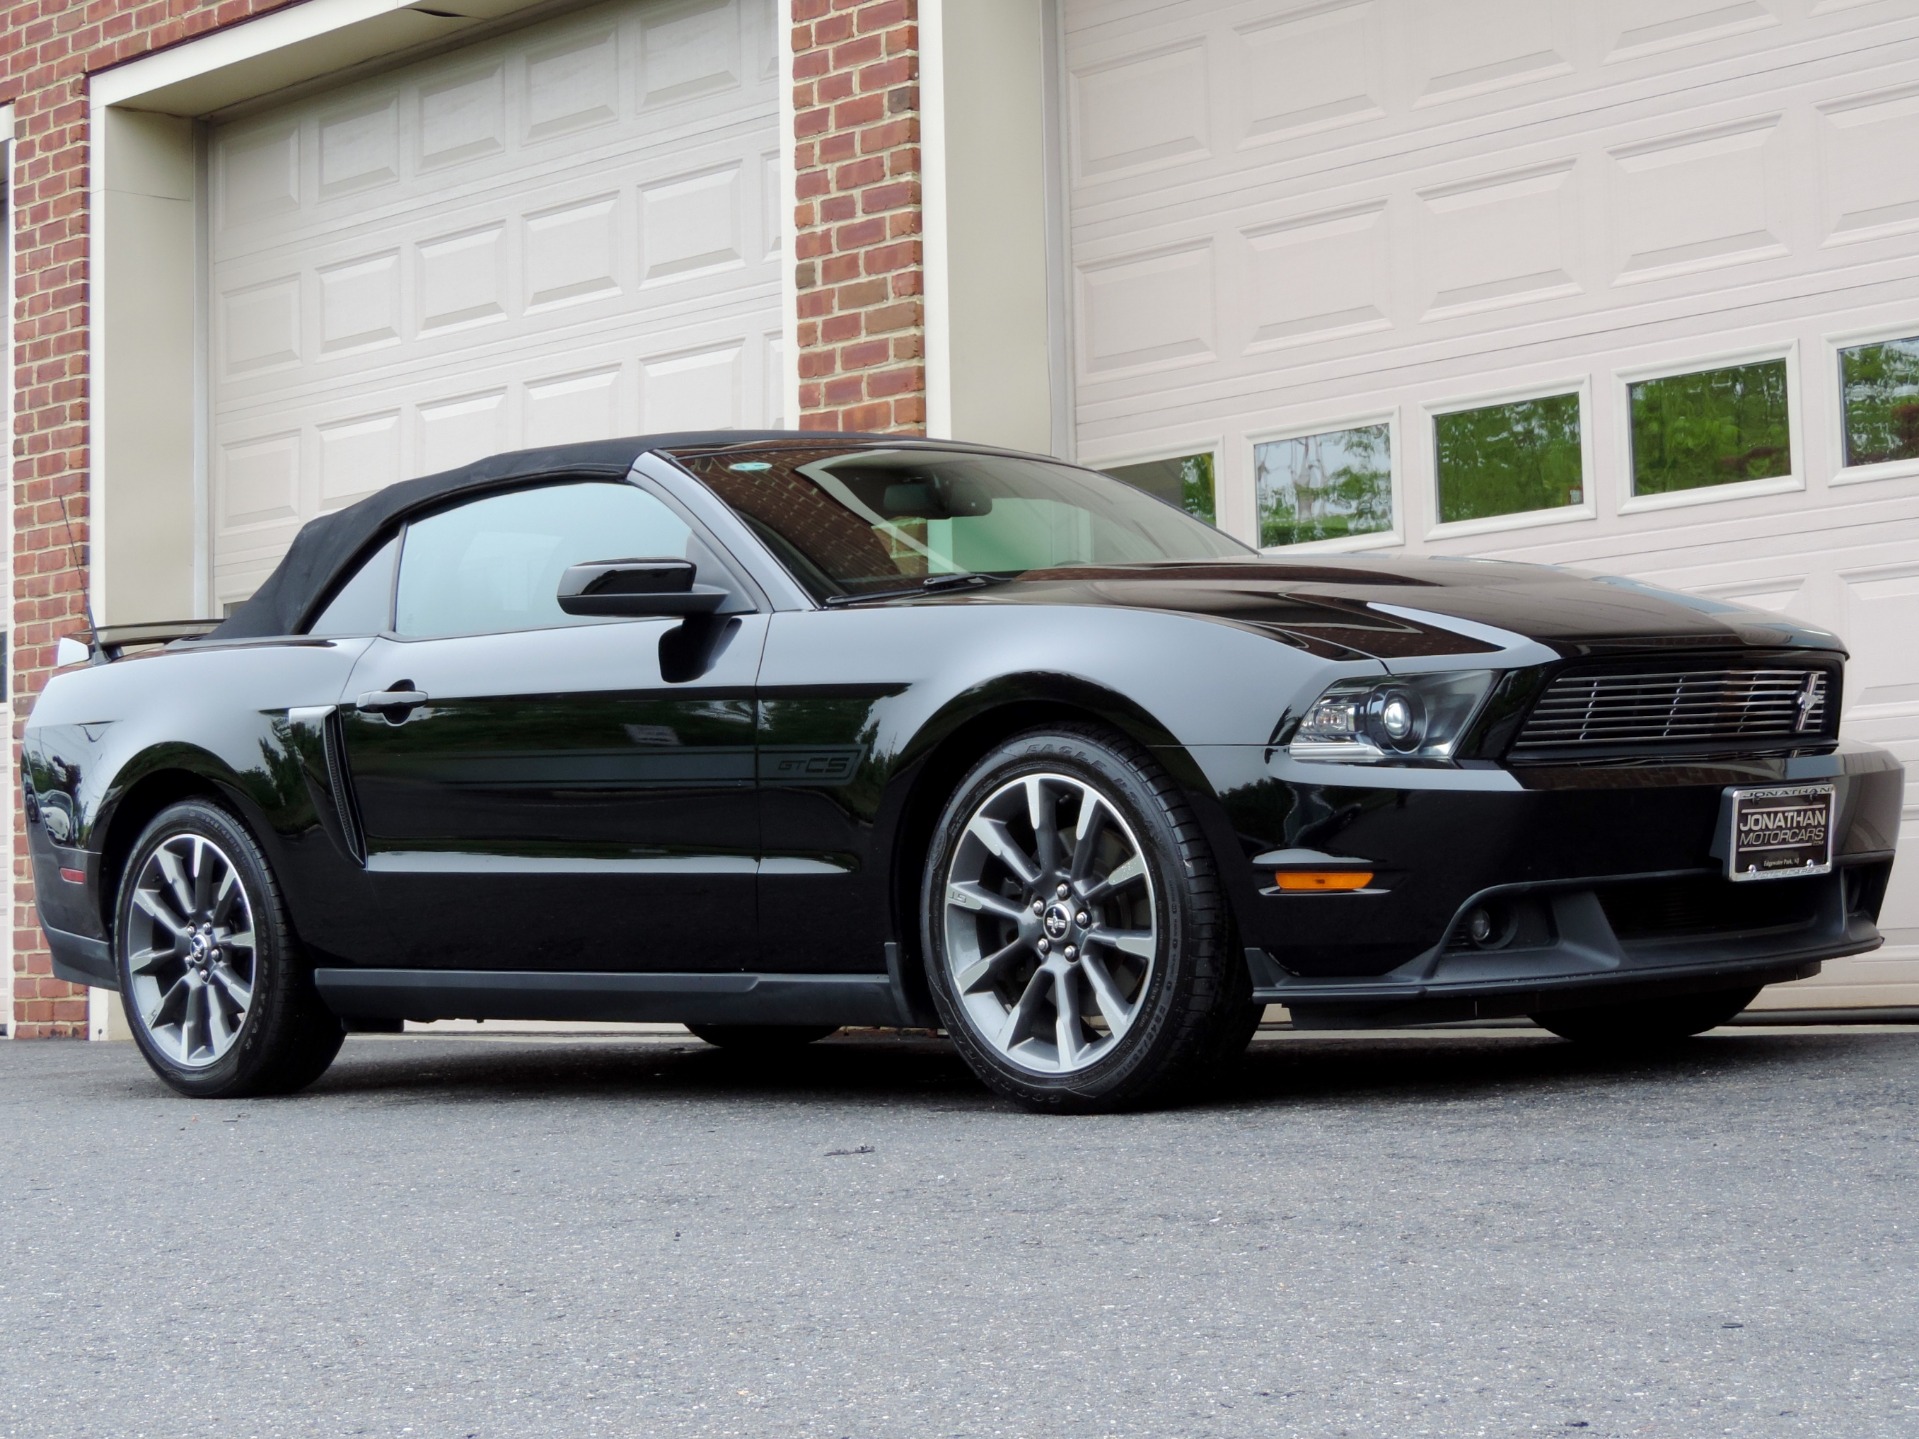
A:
57,488,102,658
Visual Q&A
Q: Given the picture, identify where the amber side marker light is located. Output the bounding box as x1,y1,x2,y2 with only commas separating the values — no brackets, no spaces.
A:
1274,870,1374,892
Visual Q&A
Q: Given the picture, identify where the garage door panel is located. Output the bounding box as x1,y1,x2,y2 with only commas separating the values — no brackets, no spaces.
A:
1069,0,1919,1006
211,306,784,612
214,146,778,417
210,0,780,604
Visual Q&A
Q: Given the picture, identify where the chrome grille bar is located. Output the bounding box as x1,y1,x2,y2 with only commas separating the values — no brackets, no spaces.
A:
1512,667,1831,754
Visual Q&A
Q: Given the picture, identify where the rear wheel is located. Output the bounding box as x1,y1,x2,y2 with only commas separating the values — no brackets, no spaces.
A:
115,800,344,1098
922,725,1251,1113
686,1024,839,1049
1530,985,1761,1046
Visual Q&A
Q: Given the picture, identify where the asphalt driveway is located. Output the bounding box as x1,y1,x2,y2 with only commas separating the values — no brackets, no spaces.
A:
1,1025,1915,1438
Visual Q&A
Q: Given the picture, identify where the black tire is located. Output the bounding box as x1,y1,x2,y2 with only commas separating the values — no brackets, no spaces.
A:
114,799,344,1098
1530,985,1761,1047
686,1024,839,1049
921,725,1249,1114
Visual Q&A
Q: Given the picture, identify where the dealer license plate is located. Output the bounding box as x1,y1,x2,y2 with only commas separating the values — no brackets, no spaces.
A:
1724,783,1835,882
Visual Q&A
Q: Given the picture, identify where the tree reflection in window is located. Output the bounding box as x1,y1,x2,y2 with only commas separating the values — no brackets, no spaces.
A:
1629,359,1791,496
1840,336,1919,468
1435,393,1583,524
1254,424,1392,547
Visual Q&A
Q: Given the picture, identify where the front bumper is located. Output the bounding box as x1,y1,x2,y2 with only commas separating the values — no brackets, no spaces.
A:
1183,739,1904,1023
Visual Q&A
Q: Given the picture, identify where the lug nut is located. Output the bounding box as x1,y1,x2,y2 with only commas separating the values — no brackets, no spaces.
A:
1056,883,1070,898
1037,938,1050,953
1064,946,1078,961
1032,899,1045,915
1075,912,1088,926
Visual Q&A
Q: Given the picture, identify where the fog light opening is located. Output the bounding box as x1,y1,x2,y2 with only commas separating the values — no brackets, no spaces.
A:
1463,903,1517,950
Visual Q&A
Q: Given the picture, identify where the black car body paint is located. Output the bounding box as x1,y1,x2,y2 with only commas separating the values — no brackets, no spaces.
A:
23,434,1903,1031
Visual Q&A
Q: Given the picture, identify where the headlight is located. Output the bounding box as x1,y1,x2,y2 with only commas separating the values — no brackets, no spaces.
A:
1289,671,1497,763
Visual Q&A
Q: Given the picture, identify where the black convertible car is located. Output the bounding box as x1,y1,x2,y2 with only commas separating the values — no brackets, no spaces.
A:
24,433,1905,1110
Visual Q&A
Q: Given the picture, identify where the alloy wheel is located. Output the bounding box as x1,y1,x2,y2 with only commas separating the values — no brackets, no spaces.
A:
941,771,1159,1075
124,833,259,1069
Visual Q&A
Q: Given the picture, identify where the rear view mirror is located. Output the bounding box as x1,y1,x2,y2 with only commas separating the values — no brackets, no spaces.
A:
878,474,995,519
556,558,728,617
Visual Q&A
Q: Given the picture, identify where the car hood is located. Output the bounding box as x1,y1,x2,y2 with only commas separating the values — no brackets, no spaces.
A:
941,556,1844,662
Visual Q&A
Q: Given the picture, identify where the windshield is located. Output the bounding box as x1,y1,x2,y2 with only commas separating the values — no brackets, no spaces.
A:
672,446,1250,601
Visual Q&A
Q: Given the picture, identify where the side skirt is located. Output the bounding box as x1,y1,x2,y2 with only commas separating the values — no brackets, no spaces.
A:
312,968,912,1028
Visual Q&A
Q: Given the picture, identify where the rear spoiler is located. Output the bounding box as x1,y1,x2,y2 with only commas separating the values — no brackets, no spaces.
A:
58,619,222,666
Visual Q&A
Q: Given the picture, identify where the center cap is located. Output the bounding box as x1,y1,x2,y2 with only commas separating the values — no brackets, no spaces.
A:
1042,904,1073,941
189,932,211,961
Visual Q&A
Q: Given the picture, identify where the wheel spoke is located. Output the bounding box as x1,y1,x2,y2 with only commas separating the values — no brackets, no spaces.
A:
946,881,1027,925
1069,796,1109,881
190,836,213,914
206,989,234,1051
127,946,175,977
1025,776,1062,874
964,815,1040,888
134,887,189,938
1093,927,1156,961
144,975,191,1030
996,968,1051,1052
209,867,241,926
1078,952,1135,1040
1053,967,1084,1067
955,939,1027,996
210,963,253,1014
1083,853,1145,904
214,927,256,954
155,847,196,922
176,983,203,1063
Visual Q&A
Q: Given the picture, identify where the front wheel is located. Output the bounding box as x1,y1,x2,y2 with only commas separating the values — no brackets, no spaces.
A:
115,800,344,1098
922,726,1252,1114
1530,985,1761,1046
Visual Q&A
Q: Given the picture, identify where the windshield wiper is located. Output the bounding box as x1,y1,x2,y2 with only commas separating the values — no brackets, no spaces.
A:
823,572,1011,607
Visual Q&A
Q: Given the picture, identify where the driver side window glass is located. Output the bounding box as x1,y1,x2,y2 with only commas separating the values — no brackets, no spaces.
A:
393,482,693,639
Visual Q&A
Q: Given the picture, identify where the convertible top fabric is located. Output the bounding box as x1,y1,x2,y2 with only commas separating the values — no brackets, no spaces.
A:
208,432,854,640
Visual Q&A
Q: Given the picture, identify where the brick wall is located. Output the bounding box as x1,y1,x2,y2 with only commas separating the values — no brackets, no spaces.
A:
5,0,300,1036
790,0,927,435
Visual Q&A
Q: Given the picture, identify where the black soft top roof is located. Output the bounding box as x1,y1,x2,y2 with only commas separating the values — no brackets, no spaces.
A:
209,430,884,639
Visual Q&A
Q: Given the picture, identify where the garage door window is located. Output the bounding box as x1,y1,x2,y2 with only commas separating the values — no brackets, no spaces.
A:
1839,336,1919,469
1434,393,1583,524
1629,359,1792,497
1254,424,1393,548
1101,454,1217,526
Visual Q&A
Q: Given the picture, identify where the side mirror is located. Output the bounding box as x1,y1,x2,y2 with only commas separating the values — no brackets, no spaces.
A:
556,558,729,617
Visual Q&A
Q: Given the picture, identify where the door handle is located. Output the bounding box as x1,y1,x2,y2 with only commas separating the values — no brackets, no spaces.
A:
356,685,429,718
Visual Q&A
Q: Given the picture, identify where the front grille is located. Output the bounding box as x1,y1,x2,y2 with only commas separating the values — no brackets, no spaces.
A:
1510,665,1832,757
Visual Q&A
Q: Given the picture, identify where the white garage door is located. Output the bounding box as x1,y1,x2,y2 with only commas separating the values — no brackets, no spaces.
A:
1065,0,1919,1005
209,0,783,610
